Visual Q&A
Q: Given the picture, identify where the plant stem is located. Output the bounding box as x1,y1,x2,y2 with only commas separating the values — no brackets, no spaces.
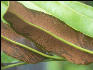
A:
1,35,66,61
1,62,26,70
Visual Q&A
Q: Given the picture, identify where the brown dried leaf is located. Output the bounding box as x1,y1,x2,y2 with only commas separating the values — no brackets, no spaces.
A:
1,22,45,64
4,1,93,64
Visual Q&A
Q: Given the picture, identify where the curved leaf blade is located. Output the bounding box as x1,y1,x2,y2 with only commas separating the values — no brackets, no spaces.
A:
1,51,19,63
1,1,9,19
62,1,93,18
19,1,93,38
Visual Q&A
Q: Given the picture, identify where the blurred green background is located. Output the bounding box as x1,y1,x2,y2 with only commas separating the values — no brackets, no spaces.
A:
46,61,93,70
4,61,93,70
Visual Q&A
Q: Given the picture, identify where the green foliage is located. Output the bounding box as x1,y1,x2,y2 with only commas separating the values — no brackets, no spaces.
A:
1,52,19,63
1,1,9,19
46,61,62,70
46,61,93,70
18,1,93,38
61,61,93,70
1,1,9,24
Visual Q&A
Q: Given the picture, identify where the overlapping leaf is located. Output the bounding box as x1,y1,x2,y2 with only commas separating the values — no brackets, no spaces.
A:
18,1,93,38
1,22,45,63
2,1,93,64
